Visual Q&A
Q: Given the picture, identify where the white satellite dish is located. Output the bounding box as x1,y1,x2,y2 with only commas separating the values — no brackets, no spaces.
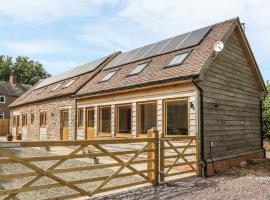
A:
213,41,224,52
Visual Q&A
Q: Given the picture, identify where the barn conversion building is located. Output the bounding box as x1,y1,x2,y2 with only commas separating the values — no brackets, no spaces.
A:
9,18,267,175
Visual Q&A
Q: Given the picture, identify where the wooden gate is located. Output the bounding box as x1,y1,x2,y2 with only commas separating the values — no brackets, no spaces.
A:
160,135,198,181
0,119,9,136
0,137,158,200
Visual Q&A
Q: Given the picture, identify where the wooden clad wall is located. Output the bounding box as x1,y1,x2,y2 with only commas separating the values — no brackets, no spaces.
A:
200,30,263,161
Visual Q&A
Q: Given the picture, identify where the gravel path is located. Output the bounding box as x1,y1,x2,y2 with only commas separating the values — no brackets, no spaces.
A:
92,163,270,200
0,147,141,200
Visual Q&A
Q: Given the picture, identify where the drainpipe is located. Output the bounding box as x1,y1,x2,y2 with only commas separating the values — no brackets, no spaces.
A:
260,97,266,158
192,78,207,177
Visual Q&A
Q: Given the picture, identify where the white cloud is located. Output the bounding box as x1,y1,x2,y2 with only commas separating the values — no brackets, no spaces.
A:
6,40,71,55
0,0,117,24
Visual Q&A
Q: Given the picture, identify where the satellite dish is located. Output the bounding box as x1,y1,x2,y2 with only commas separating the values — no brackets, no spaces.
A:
213,41,224,52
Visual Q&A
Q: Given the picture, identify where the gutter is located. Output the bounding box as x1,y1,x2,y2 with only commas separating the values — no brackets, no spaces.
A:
192,78,207,177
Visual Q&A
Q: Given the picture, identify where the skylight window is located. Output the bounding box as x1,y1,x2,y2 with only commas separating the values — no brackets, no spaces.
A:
51,82,62,92
128,62,149,76
100,70,118,82
62,79,76,88
37,87,47,95
166,52,190,68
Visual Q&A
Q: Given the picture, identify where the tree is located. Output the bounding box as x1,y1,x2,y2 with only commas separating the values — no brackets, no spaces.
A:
0,55,13,81
263,81,270,139
0,55,51,85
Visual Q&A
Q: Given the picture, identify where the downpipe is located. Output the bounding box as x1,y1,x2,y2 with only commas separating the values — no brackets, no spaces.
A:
192,78,207,177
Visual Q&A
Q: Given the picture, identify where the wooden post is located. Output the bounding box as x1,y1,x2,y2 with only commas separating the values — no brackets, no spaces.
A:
147,128,154,180
160,132,165,182
153,127,159,186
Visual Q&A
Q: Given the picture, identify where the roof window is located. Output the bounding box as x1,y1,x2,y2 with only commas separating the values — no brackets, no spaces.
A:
128,62,149,76
100,70,118,82
62,79,76,88
166,52,190,68
51,82,62,92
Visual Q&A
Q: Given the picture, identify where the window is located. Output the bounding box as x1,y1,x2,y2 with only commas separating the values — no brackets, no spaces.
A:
62,79,76,88
22,114,27,126
31,113,35,124
138,102,157,135
116,105,132,134
37,87,47,95
100,70,118,82
0,112,4,119
0,96,5,103
40,112,47,127
51,83,62,92
12,115,19,127
128,62,149,76
166,52,190,68
77,108,84,128
165,99,188,135
98,106,111,133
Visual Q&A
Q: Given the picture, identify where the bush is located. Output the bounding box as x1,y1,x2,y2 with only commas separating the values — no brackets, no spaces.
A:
263,81,270,140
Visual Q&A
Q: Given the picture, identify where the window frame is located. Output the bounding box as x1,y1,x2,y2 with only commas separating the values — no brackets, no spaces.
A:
115,104,132,138
163,98,189,136
99,69,119,83
77,108,84,129
40,112,47,127
50,82,62,92
97,106,112,137
22,114,27,127
0,112,4,119
127,62,150,77
62,79,76,89
137,101,157,137
31,113,35,125
0,95,5,103
37,87,47,95
164,51,191,68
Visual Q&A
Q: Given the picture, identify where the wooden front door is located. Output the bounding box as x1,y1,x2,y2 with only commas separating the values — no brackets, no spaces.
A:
85,108,94,140
60,110,69,140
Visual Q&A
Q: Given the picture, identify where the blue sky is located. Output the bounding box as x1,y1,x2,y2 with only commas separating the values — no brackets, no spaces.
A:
0,0,269,81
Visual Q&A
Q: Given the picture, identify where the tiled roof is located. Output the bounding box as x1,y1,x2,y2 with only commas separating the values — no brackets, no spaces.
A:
10,18,237,107
0,81,31,96
76,19,236,96
10,52,120,107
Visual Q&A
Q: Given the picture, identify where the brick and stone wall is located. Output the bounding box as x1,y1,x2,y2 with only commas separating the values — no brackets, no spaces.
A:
11,97,76,141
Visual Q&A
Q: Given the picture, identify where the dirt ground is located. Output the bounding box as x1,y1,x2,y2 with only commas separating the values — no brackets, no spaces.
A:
92,159,270,200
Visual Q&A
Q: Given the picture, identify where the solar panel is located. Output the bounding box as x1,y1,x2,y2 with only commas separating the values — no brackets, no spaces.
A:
34,55,109,90
104,25,211,70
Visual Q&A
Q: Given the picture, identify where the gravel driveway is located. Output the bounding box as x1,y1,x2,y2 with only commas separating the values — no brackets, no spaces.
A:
92,161,270,200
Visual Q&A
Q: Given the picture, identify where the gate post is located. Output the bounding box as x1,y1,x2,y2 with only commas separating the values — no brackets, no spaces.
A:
160,133,165,182
153,127,159,186
147,127,159,185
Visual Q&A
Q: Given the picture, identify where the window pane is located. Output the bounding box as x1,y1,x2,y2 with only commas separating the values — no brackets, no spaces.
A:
100,70,118,82
87,109,94,127
78,109,83,127
139,103,157,134
63,112,69,127
99,107,111,133
63,79,76,88
166,100,188,135
167,52,190,67
129,63,148,76
117,105,131,133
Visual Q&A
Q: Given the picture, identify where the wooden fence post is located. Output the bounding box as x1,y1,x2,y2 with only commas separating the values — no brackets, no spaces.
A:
147,128,154,180
153,127,159,186
160,132,165,182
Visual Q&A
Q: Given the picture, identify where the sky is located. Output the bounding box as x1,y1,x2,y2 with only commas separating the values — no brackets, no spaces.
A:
0,0,269,81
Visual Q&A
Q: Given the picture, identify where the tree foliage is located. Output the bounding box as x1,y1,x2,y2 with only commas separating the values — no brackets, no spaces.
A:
0,55,50,85
263,81,270,139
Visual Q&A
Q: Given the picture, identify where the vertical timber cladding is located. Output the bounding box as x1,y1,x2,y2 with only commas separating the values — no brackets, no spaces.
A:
11,97,76,141
200,30,263,161
77,82,199,138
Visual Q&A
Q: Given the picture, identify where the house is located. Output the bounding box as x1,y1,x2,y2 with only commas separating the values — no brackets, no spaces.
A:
0,75,31,120
9,18,267,175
